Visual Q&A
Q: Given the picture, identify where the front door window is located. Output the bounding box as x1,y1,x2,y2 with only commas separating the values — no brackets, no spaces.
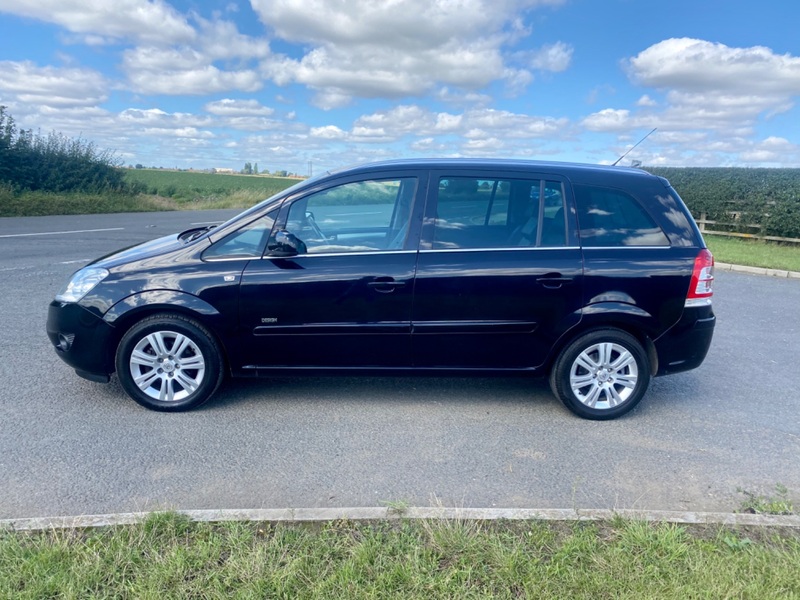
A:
285,178,417,253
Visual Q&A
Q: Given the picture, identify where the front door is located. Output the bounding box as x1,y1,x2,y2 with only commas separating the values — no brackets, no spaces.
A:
239,173,424,369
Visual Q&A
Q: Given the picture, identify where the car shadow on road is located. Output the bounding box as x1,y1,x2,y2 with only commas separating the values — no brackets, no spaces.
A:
204,375,557,413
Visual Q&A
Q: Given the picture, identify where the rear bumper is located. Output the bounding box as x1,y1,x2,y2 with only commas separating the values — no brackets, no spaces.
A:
47,301,115,382
653,306,716,376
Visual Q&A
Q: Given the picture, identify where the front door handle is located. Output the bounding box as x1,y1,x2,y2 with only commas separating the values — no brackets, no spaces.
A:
367,278,406,294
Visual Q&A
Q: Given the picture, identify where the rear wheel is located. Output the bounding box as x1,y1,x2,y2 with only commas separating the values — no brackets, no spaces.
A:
115,314,224,412
549,329,650,420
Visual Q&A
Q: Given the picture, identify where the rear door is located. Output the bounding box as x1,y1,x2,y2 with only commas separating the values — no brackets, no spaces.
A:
411,169,583,370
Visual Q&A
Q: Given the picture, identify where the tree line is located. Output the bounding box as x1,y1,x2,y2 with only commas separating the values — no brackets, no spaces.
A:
241,162,293,177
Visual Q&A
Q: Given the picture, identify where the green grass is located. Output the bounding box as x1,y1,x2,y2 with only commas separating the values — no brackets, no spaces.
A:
0,188,172,217
705,235,800,272
0,170,300,217
2,513,800,598
125,169,298,203
738,485,796,516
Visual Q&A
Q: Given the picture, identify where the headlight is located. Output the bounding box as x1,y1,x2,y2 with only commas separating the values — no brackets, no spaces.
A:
55,267,109,303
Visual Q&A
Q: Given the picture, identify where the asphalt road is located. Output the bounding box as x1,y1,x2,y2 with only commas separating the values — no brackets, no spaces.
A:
1,211,799,519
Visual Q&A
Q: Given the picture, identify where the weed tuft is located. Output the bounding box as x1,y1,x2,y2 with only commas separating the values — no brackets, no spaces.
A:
737,484,795,515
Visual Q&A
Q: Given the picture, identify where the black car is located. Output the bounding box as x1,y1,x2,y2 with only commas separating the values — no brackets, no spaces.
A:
48,159,715,419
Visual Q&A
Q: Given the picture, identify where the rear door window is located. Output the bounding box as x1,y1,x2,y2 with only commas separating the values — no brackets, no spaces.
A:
432,176,567,249
574,184,669,247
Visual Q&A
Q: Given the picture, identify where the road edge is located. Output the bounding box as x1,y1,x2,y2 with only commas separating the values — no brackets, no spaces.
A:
3,507,799,532
716,261,800,279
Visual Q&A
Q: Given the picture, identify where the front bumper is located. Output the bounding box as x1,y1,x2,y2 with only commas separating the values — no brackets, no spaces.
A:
653,305,716,376
47,301,115,382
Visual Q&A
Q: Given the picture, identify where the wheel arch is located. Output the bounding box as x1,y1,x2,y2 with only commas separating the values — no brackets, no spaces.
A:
102,291,232,375
545,304,660,376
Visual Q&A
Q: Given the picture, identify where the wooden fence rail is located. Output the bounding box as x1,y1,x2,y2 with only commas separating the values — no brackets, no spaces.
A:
696,212,800,245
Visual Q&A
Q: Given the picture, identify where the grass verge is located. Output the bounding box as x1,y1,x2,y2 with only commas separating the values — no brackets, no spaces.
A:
706,235,800,272
2,512,799,598
0,189,266,217
0,189,167,217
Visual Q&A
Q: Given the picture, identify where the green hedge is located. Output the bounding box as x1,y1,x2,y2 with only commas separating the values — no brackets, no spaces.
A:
0,106,128,195
648,167,800,239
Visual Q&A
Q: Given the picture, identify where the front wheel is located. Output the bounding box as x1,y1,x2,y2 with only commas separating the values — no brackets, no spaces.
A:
549,329,650,420
115,314,224,412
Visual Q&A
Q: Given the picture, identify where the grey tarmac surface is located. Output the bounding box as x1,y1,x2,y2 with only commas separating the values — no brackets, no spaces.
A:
1,210,799,519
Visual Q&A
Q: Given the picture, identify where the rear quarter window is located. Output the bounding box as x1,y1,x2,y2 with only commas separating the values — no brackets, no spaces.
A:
574,184,669,247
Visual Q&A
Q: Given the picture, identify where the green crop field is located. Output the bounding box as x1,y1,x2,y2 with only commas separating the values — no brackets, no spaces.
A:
124,169,300,202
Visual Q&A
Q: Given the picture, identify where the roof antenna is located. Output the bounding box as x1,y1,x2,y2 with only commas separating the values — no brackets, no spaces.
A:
612,127,657,166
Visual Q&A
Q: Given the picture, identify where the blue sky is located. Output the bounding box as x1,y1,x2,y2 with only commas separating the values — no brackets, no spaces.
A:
1,0,798,174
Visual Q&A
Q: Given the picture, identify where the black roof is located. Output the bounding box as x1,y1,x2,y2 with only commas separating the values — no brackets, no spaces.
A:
326,158,657,184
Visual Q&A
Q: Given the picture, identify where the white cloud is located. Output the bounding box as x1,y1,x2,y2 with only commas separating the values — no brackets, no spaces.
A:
435,113,464,132
3,4,272,98
464,108,567,138
616,38,800,131
205,99,274,117
194,16,271,61
624,133,800,168
255,0,563,47
527,42,573,72
628,38,800,96
582,38,800,166
315,104,569,153
0,0,195,45
119,108,213,128
410,137,447,152
0,61,108,108
116,13,270,96
310,125,348,140
435,87,493,107
199,99,282,132
254,0,566,104
123,47,263,95
582,108,632,132
463,137,505,152
142,127,215,139
739,136,800,164
356,105,433,135
263,38,509,106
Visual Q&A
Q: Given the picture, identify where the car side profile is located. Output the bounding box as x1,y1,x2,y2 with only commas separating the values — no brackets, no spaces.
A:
48,159,715,419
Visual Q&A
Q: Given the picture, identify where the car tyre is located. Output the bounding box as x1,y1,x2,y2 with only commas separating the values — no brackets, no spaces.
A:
115,313,224,412
549,329,650,420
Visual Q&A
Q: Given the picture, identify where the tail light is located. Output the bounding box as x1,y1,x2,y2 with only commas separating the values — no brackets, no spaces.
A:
685,249,714,307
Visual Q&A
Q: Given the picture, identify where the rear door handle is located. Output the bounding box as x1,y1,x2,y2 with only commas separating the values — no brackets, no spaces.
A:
367,278,406,293
536,276,573,289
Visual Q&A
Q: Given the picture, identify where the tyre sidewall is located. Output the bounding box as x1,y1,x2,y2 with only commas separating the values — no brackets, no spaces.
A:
115,314,223,412
551,329,650,420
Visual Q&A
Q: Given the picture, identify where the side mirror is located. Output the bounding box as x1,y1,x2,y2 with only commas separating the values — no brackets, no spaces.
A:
267,230,307,257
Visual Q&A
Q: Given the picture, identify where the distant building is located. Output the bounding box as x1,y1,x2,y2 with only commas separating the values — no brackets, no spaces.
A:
213,168,235,174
